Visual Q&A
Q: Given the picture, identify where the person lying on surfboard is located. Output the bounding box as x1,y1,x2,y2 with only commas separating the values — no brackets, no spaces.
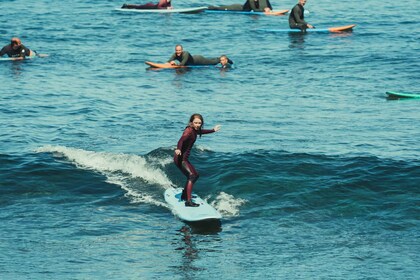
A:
174,114,221,207
289,0,314,31
121,0,172,9
0,37,36,59
208,0,272,12
168,45,233,66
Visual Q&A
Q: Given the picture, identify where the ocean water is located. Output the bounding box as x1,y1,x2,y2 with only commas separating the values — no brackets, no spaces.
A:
1,0,419,279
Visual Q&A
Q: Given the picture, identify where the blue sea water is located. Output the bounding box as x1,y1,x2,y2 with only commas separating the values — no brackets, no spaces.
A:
1,0,419,279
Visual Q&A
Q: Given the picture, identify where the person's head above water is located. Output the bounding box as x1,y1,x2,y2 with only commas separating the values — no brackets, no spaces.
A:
175,45,183,56
219,55,229,66
11,37,22,50
299,0,307,6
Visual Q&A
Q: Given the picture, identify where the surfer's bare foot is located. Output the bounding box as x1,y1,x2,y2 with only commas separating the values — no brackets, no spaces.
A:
185,201,199,207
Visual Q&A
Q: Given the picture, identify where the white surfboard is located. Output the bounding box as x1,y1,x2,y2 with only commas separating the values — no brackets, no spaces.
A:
164,187,222,222
115,6,207,14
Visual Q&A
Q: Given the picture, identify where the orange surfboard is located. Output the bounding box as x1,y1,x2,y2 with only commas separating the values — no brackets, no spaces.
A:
265,9,289,16
328,24,356,32
145,61,186,69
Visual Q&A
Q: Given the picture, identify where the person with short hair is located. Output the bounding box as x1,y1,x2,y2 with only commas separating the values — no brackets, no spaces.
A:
0,38,35,58
168,45,233,66
289,0,314,31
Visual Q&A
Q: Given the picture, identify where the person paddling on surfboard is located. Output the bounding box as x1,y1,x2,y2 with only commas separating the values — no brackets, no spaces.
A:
289,0,314,32
0,37,36,59
121,0,172,10
174,114,221,207
209,0,272,12
168,45,233,67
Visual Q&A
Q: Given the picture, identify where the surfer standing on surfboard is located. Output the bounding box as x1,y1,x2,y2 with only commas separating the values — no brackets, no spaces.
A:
174,114,221,207
289,0,314,31
0,38,36,58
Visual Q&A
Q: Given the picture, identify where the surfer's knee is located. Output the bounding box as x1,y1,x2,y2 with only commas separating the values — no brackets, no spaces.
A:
189,173,199,183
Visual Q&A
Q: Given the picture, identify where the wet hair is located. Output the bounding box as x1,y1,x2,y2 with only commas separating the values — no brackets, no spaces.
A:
175,44,183,50
11,37,21,45
188,113,204,137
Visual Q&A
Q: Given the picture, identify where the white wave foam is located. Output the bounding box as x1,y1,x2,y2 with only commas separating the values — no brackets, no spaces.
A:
36,145,173,207
210,192,247,217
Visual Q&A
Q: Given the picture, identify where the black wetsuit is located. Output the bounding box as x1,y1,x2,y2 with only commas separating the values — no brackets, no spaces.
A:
243,0,272,12
0,44,31,58
208,4,243,11
208,0,271,12
168,51,219,66
289,3,308,30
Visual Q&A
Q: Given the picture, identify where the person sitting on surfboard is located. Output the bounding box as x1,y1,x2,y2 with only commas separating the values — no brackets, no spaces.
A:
174,114,221,207
208,0,272,12
121,0,172,9
168,45,233,66
0,37,36,58
289,0,314,31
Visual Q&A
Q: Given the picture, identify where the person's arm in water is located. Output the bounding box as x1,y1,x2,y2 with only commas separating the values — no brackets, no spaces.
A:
0,46,7,57
167,53,176,63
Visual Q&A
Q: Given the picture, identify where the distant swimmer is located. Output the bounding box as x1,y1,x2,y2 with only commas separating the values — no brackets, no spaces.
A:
121,0,172,9
0,37,36,59
289,0,314,31
219,55,233,69
174,114,221,207
208,0,272,12
168,45,233,66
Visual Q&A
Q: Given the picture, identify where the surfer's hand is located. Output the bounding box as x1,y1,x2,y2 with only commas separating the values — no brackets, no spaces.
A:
214,125,221,132
307,24,314,29
175,149,181,156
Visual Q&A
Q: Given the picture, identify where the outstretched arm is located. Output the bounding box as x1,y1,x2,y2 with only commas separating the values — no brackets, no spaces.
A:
201,125,221,134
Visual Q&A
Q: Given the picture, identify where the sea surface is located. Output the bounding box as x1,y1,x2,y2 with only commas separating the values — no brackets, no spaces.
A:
1,0,419,279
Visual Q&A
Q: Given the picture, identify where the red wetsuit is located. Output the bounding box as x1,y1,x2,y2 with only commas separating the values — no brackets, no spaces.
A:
174,126,215,201
121,0,171,9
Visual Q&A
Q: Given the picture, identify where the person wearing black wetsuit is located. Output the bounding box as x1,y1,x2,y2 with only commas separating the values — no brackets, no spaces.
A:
208,0,272,12
242,0,272,12
0,38,34,58
289,0,314,31
168,45,233,66
174,114,221,207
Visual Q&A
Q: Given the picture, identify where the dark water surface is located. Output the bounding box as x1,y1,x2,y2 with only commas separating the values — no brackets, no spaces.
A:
1,0,419,279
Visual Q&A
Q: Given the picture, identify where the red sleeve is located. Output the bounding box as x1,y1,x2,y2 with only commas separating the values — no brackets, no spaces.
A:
200,129,215,135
